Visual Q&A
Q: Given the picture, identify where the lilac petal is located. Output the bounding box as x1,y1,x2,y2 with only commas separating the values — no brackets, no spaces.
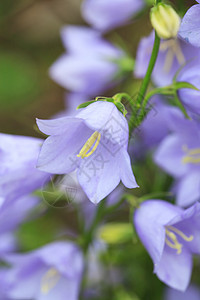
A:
176,172,200,207
154,135,189,178
61,26,122,57
156,246,192,291
8,266,46,299
36,242,83,278
37,276,81,300
179,5,200,47
119,149,138,188
169,203,200,255
36,117,84,136
81,0,144,32
164,285,200,300
37,124,93,174
77,144,121,204
49,55,118,94
134,200,182,266
76,101,129,146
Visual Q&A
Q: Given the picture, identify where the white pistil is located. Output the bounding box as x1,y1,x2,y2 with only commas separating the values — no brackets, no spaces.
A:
77,131,101,159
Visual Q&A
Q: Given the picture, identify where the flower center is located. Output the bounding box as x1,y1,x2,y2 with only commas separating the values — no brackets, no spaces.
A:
77,131,101,159
160,38,185,73
165,225,193,254
182,145,200,164
41,268,60,294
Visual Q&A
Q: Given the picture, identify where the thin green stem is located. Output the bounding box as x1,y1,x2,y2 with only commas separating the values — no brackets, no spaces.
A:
129,31,160,136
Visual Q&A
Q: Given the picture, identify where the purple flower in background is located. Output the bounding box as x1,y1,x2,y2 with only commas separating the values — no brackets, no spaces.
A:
81,0,144,32
134,200,200,291
179,1,200,48
177,62,200,115
49,26,128,97
154,112,200,207
37,101,138,204
0,134,50,206
0,195,38,235
131,96,181,159
0,269,12,300
4,242,83,300
134,31,200,86
164,284,200,300
0,234,16,256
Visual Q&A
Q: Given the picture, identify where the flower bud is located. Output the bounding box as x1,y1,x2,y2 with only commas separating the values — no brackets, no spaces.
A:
98,223,133,244
150,3,181,39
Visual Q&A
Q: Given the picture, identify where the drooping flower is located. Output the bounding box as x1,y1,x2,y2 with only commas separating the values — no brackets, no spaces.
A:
177,62,200,115
164,284,200,300
37,101,138,204
49,26,133,98
81,0,144,32
154,112,200,207
134,31,200,86
179,1,200,48
0,134,50,206
4,241,84,300
134,200,200,291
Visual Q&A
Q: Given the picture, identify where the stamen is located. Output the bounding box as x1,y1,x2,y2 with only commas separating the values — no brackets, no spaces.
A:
167,226,194,242
41,268,60,294
77,131,101,159
165,226,194,254
182,145,200,164
160,38,185,73
165,229,182,254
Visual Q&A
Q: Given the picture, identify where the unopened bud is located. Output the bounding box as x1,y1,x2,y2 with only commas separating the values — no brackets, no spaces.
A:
150,3,180,39
98,223,133,244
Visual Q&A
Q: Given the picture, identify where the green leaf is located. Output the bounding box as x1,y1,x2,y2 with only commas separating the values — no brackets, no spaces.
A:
76,100,96,109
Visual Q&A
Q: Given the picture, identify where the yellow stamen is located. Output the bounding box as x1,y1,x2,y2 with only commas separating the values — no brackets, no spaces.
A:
160,38,185,73
41,268,60,294
182,145,200,164
165,226,194,254
77,131,101,159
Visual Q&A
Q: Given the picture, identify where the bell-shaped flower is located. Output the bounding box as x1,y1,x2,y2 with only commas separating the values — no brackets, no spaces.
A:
134,200,200,291
179,1,200,48
49,26,131,98
37,101,138,204
0,134,50,206
81,0,144,32
134,31,200,87
4,241,84,300
177,62,200,115
154,112,200,207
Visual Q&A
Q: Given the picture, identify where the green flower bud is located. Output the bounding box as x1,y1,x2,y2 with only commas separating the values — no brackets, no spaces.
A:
98,222,133,244
150,3,180,39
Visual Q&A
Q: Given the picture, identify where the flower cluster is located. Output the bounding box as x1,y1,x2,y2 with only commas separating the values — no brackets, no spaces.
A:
1,0,200,299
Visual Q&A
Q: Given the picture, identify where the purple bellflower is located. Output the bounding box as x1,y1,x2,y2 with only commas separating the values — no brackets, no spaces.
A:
134,31,200,86
164,284,200,300
177,62,200,115
179,1,200,48
0,134,50,207
4,241,84,300
134,200,200,291
81,0,144,32
154,112,200,207
37,101,138,204
49,26,128,97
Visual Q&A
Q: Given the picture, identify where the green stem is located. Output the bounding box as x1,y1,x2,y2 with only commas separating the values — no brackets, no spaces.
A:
129,31,160,136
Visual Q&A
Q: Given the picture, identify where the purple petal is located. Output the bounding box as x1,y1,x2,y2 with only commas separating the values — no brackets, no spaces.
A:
179,5,200,47
119,149,138,188
134,200,182,266
156,246,192,291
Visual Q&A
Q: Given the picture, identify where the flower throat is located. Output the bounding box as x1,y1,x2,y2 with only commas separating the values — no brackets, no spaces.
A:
165,225,193,254
77,131,101,159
